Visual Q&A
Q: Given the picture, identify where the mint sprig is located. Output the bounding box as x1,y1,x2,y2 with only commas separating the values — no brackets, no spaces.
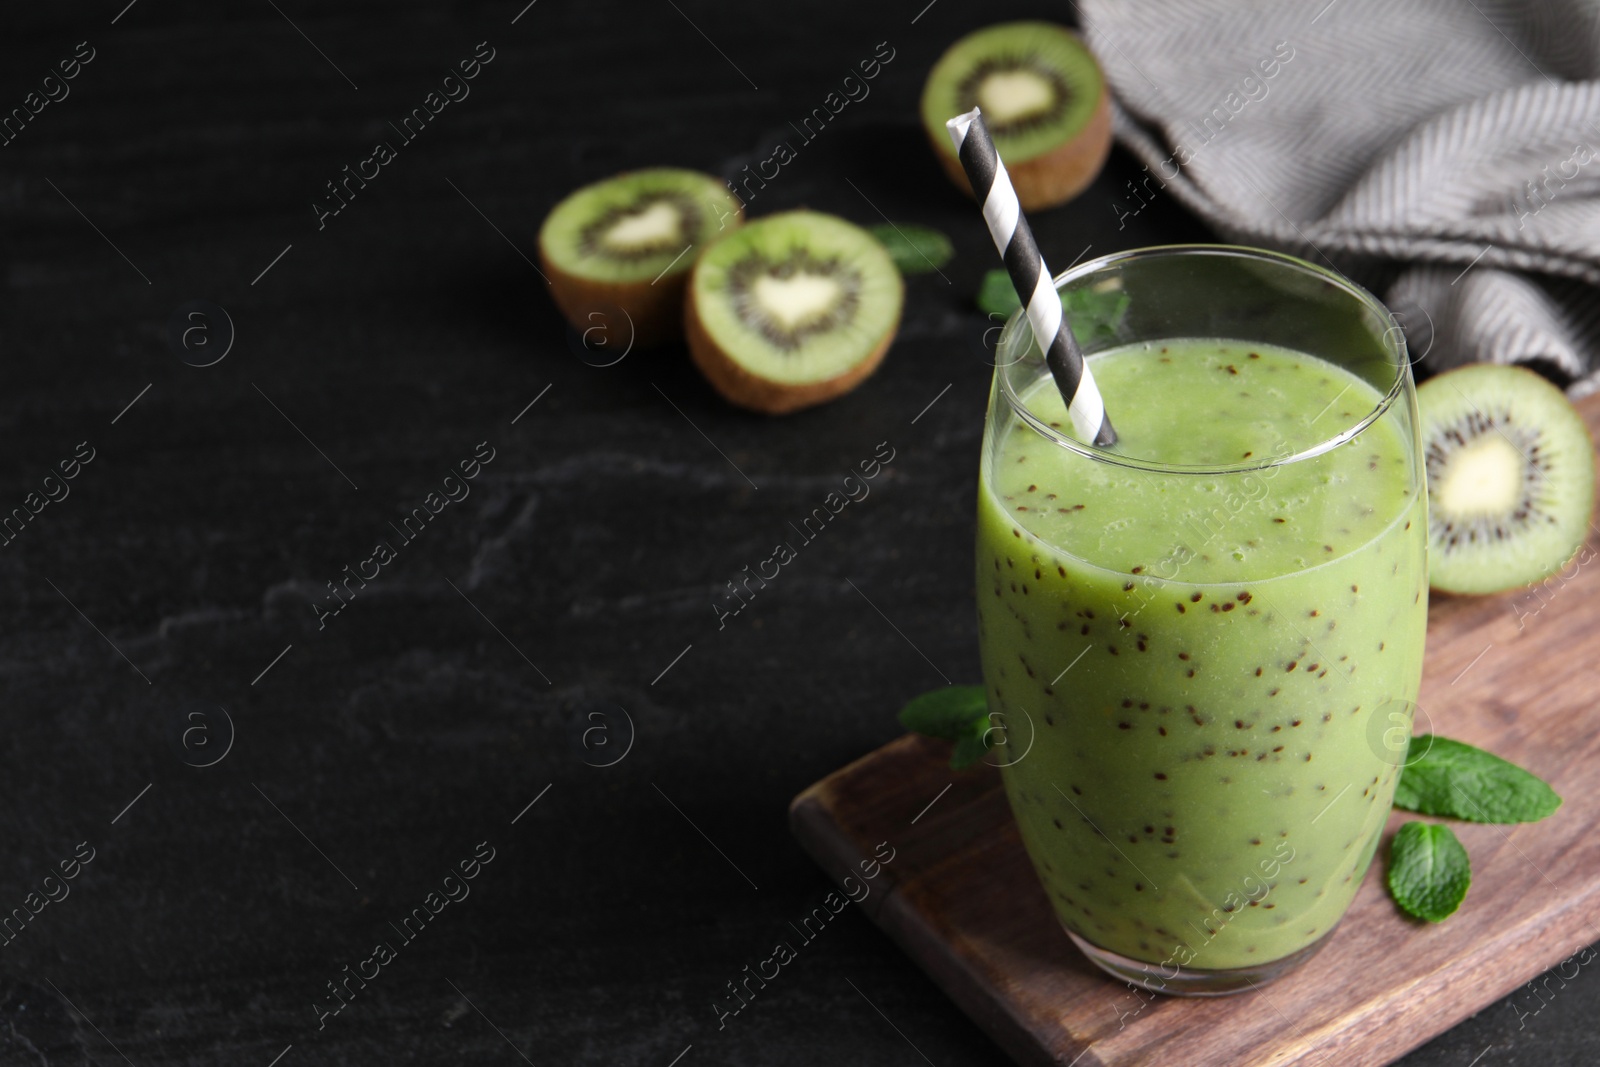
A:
1393,734,1562,824
1387,822,1471,922
1381,735,1560,922
868,223,953,276
975,269,1131,346
1371,730,1560,922
896,686,991,770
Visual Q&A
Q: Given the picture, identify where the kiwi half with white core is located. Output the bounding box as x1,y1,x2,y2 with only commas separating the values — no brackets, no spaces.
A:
920,22,1111,211
1418,363,1596,594
686,210,903,414
539,168,742,348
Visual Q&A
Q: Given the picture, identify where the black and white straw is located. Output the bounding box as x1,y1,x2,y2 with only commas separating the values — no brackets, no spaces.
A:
946,107,1117,448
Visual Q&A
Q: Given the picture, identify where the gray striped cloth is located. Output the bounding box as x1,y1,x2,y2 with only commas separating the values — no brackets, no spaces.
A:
1079,0,1600,395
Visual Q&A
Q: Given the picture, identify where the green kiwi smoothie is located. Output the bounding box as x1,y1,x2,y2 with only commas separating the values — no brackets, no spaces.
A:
976,338,1427,973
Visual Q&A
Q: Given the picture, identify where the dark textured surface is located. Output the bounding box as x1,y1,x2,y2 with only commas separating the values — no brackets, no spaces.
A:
0,2,1591,1064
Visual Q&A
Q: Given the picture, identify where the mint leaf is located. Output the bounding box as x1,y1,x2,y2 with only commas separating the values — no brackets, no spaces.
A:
898,686,985,740
1062,286,1132,345
1387,822,1471,922
977,269,1020,318
1393,735,1562,824
950,728,992,770
975,269,1131,345
898,686,994,770
868,224,953,275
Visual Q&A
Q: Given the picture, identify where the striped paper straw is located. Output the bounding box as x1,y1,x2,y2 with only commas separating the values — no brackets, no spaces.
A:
946,107,1117,448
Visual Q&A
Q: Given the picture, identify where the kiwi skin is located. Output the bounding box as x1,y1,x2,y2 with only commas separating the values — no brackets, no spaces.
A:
538,199,744,351
926,37,1113,212
683,275,901,416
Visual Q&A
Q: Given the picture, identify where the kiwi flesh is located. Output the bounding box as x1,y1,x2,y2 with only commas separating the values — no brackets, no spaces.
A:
685,210,903,415
539,168,743,348
1418,363,1596,595
920,21,1112,211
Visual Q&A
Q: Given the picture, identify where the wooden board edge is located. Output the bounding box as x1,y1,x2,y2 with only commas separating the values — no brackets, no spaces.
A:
1279,898,1600,1066
883,886,1098,1067
787,780,899,926
791,787,1095,1067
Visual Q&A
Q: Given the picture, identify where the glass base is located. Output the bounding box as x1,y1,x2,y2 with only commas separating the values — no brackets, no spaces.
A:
1064,922,1338,997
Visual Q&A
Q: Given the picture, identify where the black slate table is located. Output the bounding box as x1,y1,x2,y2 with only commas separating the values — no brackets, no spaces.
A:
0,2,1592,1064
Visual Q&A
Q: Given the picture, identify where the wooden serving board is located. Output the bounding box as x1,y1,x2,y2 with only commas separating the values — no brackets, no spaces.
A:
790,395,1600,1067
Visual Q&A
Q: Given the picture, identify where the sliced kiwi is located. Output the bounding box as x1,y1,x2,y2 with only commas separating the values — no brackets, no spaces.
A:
539,168,743,348
685,210,903,415
920,21,1112,211
1418,364,1596,595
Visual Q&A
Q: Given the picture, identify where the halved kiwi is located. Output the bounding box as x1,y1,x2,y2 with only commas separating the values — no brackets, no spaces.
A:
920,21,1112,211
539,168,743,348
1418,364,1596,595
685,210,903,415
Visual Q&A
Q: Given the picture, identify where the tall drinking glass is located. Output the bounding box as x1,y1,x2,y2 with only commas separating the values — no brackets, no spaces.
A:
977,245,1427,995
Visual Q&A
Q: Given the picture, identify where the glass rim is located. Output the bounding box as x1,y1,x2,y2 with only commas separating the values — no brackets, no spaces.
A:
997,243,1409,476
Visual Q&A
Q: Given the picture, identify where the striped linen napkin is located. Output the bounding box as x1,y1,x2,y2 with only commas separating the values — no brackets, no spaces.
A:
1080,0,1600,394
